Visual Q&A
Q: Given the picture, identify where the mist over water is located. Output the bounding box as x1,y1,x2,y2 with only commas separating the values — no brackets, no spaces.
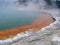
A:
0,0,46,11
0,0,59,30
0,0,59,10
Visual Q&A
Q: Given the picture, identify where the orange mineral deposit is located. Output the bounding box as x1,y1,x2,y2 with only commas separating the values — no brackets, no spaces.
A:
0,12,55,39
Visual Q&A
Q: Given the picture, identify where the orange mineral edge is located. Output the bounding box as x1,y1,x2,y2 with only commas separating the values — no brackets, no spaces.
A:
0,12,55,39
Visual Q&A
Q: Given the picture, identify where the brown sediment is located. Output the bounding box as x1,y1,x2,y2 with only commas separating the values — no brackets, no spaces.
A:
0,12,55,39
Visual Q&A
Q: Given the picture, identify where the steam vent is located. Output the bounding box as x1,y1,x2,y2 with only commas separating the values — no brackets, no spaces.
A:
0,0,60,45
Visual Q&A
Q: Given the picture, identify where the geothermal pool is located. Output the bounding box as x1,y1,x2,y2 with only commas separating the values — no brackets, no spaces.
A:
0,0,46,30
0,7,40,30
0,0,55,40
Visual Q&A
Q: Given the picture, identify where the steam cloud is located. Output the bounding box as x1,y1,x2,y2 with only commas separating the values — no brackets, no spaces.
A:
0,0,59,11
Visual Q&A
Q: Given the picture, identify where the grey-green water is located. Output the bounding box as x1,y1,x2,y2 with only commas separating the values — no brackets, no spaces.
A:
0,7,40,30
0,0,41,30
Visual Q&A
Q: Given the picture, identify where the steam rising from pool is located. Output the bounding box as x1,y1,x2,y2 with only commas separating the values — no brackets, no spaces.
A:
0,0,60,44
0,0,59,30
0,0,46,11
0,0,59,10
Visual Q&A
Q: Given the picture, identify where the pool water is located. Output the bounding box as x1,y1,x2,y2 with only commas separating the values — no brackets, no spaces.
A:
0,7,40,30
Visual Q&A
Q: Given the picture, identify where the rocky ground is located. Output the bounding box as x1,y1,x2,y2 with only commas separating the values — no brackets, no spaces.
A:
12,24,60,45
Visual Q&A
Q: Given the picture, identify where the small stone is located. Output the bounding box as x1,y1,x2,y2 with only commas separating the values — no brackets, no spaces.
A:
51,35,60,45
43,28,54,35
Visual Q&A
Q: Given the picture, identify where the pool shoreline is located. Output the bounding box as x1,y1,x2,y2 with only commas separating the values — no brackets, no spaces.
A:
0,12,55,40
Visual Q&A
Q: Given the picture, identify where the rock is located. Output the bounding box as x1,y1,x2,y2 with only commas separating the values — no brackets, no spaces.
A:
51,35,60,45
